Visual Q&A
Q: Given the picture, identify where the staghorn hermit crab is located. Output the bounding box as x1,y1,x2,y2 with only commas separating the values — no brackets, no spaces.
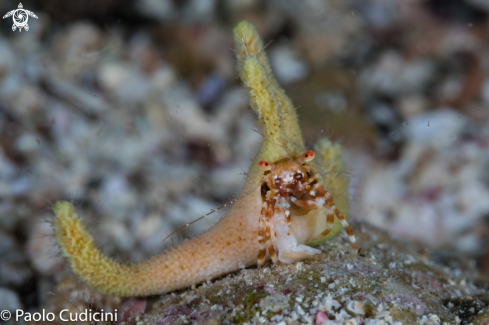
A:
257,149,357,266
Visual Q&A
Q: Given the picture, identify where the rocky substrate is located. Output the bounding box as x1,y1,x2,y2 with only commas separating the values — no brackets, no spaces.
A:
92,221,489,325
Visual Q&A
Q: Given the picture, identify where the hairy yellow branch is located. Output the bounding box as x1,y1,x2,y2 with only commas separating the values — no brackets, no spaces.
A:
52,21,351,297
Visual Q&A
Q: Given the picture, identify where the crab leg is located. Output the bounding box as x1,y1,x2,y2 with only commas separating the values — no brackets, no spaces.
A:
258,202,268,266
294,183,358,255
315,209,335,239
258,200,279,266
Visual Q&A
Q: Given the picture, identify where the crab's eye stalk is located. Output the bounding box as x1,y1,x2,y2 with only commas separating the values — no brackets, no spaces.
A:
258,160,272,170
302,150,315,162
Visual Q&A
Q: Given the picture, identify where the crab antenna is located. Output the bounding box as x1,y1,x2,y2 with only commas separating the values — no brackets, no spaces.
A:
161,183,262,244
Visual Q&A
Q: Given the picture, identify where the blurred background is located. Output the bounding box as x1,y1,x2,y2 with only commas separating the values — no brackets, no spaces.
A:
1,0,489,316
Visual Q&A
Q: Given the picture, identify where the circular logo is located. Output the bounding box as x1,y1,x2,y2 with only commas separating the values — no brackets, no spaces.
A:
13,10,28,28
0,310,11,321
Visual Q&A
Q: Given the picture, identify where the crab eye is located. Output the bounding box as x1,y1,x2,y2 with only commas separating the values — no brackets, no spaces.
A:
302,150,315,162
258,160,272,170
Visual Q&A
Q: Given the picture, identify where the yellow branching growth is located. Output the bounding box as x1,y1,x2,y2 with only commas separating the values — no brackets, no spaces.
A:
52,21,350,297
53,201,134,296
233,21,349,244
234,21,304,190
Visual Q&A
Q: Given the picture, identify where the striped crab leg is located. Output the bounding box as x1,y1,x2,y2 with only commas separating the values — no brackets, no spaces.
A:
294,183,358,255
258,200,279,266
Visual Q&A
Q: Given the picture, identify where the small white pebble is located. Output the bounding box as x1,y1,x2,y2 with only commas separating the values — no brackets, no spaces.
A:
346,301,365,315
290,311,298,320
328,282,335,289
321,277,326,283
296,305,306,316
377,303,383,312
346,264,353,270
428,314,441,322
296,296,303,303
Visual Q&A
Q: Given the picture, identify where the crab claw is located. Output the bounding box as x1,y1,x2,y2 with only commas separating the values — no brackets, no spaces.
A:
272,209,322,263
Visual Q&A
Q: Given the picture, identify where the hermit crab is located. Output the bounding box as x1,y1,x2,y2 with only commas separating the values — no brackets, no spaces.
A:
256,150,358,266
